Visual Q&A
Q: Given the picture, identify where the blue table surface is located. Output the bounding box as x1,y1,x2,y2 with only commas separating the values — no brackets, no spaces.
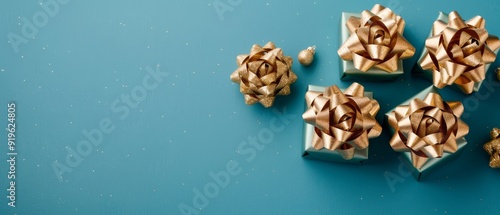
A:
1,0,500,214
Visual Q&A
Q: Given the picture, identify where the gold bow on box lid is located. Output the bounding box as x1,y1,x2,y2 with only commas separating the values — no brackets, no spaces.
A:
302,83,382,163
337,4,415,80
230,42,298,108
386,86,469,179
418,11,500,94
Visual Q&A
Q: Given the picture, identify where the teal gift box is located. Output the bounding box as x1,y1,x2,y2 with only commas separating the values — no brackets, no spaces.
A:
302,84,381,164
338,5,415,81
385,86,469,180
414,11,500,94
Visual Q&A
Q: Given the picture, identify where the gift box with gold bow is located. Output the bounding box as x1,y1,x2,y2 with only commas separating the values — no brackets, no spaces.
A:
415,11,500,94
302,83,382,163
385,86,469,180
338,4,415,81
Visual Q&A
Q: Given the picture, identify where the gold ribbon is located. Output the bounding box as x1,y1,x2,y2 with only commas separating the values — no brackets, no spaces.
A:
302,83,382,160
387,92,469,170
230,42,298,108
419,11,500,94
338,4,415,73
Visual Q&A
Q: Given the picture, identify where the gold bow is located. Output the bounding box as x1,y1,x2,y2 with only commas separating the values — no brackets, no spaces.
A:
338,4,415,73
419,11,500,94
483,128,500,168
387,92,469,170
302,83,382,160
230,42,298,108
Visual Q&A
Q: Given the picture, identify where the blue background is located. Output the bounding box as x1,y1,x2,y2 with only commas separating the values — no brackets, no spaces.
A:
1,0,500,214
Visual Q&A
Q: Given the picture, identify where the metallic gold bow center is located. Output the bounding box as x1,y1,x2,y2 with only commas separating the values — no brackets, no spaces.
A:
388,92,469,170
302,83,382,160
230,42,298,108
338,4,415,73
419,11,500,94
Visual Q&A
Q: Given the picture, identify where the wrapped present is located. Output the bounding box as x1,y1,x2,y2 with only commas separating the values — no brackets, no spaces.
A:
230,42,298,108
415,11,500,94
302,83,382,163
338,4,415,81
385,86,469,180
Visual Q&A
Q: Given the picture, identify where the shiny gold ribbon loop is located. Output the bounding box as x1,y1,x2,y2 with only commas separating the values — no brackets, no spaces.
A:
302,83,382,160
230,42,297,108
338,4,415,73
388,92,469,170
419,11,500,94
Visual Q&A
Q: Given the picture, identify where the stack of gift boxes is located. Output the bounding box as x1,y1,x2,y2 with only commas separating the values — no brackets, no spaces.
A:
230,4,500,180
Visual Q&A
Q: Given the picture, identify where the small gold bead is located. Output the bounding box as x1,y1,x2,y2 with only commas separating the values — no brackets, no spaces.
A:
298,46,316,66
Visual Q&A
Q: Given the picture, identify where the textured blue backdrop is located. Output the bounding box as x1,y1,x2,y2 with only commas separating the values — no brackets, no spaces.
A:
1,0,500,214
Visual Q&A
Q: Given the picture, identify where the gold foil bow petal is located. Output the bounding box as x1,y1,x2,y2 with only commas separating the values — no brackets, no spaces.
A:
387,92,469,170
230,42,297,108
419,11,500,94
338,4,415,73
483,128,500,168
302,83,382,160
